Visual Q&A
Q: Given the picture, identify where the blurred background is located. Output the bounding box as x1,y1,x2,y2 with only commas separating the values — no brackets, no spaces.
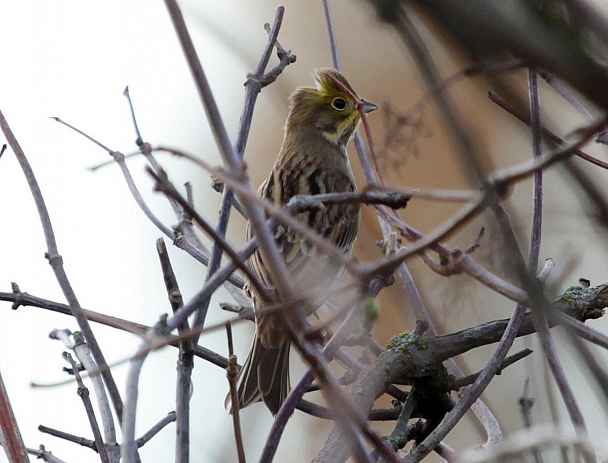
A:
1,1,608,462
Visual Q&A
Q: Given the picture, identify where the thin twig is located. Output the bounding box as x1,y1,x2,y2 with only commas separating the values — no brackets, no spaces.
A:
533,308,594,462
450,349,533,390
226,324,246,463
196,5,293,333
53,117,247,288
50,330,117,460
163,0,295,305
527,69,595,463
64,352,111,463
519,380,545,463
527,69,543,274
489,92,608,170
0,370,29,463
1,288,230,368
26,445,68,463
458,425,608,463
376,391,416,462
322,0,341,70
38,425,97,449
153,146,363,278
121,339,151,463
148,167,269,299
156,239,191,463
135,412,176,448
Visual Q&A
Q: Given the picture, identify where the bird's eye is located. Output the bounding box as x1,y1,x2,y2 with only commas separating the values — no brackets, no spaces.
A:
331,97,347,111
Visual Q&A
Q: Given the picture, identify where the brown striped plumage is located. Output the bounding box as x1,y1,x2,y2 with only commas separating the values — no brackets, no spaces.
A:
235,68,377,415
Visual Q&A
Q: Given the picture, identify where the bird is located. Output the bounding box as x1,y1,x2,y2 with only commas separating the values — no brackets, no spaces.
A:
234,68,377,415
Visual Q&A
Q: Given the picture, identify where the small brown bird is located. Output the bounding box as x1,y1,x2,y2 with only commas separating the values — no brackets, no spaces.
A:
235,68,377,415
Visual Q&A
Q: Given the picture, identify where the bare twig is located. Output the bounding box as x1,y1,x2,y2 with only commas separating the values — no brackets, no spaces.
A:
526,69,595,463
64,352,111,463
0,370,29,463
38,425,98,450
322,0,341,70
26,445,68,463
135,412,176,448
156,239,191,463
50,330,117,461
53,117,247,288
489,92,608,170
450,349,533,390
376,391,416,462
1,288,230,368
225,324,246,463
149,167,269,299
288,189,412,209
197,5,294,333
121,338,151,463
519,380,544,463
153,146,363,278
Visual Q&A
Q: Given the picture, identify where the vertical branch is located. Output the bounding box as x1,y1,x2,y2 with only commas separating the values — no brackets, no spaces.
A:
385,7,540,460
527,69,594,463
70,334,118,461
322,0,342,70
156,239,192,463
527,69,543,273
322,0,434,333
166,239,258,332
64,352,111,463
321,2,505,456
225,324,246,463
121,344,149,463
163,0,294,306
319,1,454,457
193,6,288,332
528,69,595,463
519,380,544,463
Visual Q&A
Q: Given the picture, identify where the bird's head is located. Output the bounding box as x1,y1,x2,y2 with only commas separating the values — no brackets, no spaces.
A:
286,68,377,150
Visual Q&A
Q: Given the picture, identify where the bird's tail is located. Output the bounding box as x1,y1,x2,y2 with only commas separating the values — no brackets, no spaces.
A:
230,333,291,416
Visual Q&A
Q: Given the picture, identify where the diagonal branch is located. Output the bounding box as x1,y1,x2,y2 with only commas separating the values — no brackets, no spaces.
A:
0,108,125,421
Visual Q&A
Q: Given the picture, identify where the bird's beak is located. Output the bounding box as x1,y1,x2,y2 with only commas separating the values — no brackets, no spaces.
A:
361,98,378,113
